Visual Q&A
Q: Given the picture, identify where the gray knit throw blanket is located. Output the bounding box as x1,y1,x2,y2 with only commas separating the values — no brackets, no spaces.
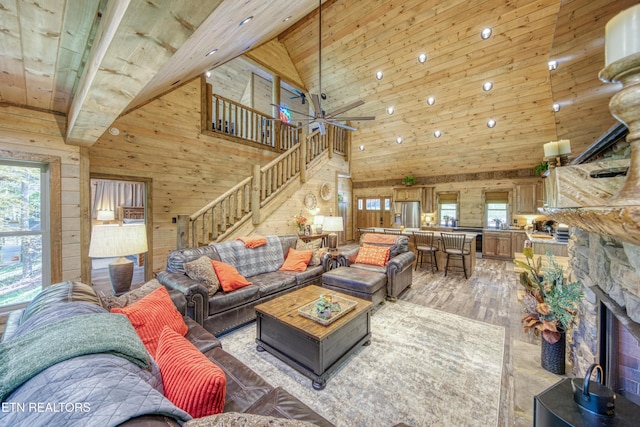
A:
0,312,149,401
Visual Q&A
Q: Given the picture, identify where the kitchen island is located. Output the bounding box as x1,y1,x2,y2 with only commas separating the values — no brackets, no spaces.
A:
367,228,477,277
525,231,568,257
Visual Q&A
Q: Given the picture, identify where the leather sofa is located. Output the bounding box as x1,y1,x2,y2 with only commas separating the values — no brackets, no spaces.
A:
1,280,334,427
336,233,416,301
157,235,327,335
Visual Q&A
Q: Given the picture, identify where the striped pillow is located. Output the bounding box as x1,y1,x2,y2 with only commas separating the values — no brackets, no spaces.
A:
156,327,226,418
111,286,187,357
355,244,391,266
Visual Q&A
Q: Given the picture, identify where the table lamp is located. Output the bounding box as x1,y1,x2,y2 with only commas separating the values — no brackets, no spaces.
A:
323,216,343,251
313,215,325,234
96,210,115,223
89,224,148,295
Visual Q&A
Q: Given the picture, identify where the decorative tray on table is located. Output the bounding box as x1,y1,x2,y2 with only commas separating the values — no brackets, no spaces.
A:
298,294,357,325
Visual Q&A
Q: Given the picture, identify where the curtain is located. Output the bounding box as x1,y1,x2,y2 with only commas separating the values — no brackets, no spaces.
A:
92,180,144,219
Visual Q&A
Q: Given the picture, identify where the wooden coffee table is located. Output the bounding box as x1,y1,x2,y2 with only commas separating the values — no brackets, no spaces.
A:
255,285,372,390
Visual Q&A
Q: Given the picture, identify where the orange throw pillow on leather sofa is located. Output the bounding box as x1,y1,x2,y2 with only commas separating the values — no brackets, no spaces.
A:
156,326,226,417
354,244,391,267
279,248,313,272
211,260,252,292
111,286,188,357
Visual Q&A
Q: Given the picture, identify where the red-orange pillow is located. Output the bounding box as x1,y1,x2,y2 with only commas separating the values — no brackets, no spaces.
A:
156,327,226,417
355,245,391,266
211,260,252,292
279,248,313,272
111,286,187,357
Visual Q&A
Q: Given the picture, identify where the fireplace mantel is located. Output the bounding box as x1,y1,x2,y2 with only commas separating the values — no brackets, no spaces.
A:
540,159,640,245
540,206,640,246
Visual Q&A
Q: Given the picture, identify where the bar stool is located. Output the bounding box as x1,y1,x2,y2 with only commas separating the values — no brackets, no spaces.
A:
383,228,402,235
413,231,438,273
440,233,469,279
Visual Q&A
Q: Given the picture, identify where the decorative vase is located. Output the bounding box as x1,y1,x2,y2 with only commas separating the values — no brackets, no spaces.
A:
541,331,566,375
298,229,305,236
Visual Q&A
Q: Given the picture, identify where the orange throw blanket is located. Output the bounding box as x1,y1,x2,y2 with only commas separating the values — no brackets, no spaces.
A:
363,233,398,245
237,235,267,248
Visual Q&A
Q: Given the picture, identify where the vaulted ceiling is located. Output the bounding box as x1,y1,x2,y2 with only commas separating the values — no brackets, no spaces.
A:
0,0,634,183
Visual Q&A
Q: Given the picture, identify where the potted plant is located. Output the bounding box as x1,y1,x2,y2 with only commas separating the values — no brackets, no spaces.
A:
492,218,502,229
514,243,583,374
402,175,416,186
293,213,307,236
534,161,549,177
443,215,450,226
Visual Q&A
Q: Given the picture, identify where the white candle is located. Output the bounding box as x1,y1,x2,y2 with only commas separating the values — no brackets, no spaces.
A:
543,141,559,157
605,5,640,65
557,139,571,155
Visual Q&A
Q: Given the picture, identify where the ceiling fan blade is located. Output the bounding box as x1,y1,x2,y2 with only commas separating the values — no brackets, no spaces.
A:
269,104,315,118
329,116,376,121
330,122,357,131
325,100,365,118
311,94,322,116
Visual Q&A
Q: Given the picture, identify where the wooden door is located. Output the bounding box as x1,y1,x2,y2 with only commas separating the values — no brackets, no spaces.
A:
356,197,392,230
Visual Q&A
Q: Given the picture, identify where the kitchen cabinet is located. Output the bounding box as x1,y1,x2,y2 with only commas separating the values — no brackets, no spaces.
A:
483,231,512,259
394,187,422,202
511,231,528,255
422,186,434,213
515,183,541,214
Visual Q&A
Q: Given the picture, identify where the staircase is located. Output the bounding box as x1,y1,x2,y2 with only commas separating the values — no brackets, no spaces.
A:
176,125,349,249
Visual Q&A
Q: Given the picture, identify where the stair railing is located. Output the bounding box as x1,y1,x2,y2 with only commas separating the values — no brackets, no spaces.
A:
178,127,349,249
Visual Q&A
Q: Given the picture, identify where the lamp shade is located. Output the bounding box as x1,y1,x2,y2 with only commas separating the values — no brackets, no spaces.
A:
313,215,325,225
96,210,115,221
323,216,344,232
89,224,148,258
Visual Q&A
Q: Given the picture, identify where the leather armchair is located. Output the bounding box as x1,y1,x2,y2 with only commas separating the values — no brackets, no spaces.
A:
337,234,415,301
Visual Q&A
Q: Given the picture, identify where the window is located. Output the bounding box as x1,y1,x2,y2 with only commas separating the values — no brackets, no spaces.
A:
0,160,50,309
485,191,509,228
486,203,508,227
438,192,459,225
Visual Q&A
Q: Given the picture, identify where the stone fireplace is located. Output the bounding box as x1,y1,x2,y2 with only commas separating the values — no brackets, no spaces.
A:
567,227,640,404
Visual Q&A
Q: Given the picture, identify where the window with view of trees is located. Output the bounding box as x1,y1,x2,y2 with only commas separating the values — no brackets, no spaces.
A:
0,161,50,309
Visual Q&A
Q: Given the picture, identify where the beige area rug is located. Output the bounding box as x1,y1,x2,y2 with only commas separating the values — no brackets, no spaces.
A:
219,300,505,427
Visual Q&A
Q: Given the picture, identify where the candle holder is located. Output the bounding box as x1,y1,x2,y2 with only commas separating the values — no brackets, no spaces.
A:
599,52,640,206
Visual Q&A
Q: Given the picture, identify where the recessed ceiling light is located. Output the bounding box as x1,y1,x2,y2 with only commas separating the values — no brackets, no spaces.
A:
548,60,558,71
553,103,561,112
375,71,384,80
396,137,403,144
487,119,496,128
483,81,493,91
427,96,436,105
418,53,427,63
434,130,442,138
282,16,292,22
359,145,365,151
239,16,253,26
109,127,120,136
205,70,211,78
387,106,395,115
481,27,492,39
205,48,218,57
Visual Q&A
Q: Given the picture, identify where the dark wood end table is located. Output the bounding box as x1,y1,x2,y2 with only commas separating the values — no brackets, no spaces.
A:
255,285,372,390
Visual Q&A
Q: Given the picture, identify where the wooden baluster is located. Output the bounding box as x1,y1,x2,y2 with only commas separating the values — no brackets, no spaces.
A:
211,206,218,240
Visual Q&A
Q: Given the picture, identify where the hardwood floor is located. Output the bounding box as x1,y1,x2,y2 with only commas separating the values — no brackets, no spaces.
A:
404,257,563,427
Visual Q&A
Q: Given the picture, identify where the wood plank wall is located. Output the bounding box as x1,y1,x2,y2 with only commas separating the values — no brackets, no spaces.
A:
0,105,81,282
88,79,285,273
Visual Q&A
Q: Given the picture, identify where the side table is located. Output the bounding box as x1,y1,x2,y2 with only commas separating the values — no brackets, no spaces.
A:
326,247,348,270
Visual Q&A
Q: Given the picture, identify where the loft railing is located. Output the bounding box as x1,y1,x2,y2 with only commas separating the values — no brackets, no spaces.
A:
177,127,349,248
209,93,299,151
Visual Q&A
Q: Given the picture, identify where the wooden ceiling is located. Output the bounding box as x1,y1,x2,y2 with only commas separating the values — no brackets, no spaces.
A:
0,0,635,183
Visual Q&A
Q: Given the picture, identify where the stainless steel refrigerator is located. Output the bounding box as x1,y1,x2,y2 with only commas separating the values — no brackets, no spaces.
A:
394,201,421,228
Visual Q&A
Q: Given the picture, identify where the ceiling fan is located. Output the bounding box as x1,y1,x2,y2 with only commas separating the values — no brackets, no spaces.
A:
273,0,375,135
